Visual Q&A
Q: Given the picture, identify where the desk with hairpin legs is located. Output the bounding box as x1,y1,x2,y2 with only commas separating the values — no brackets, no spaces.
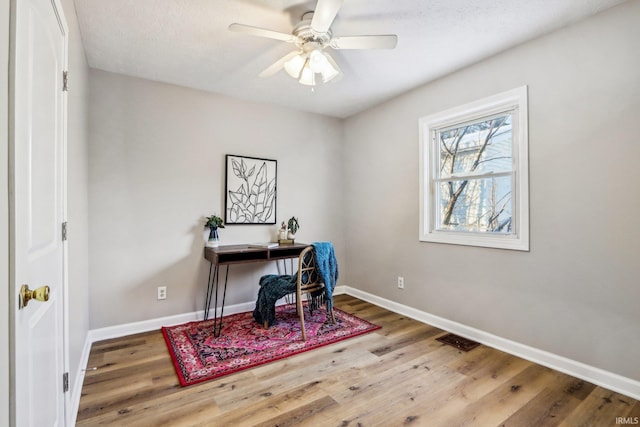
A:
203,243,308,337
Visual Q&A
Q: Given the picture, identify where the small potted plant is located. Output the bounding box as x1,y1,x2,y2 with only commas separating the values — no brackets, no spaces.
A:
287,216,299,240
204,214,225,247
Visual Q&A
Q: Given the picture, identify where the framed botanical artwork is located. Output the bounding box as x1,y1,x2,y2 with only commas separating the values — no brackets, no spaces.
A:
225,155,277,224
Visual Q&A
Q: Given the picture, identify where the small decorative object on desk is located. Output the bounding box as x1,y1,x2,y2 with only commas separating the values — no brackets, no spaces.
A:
287,216,299,240
278,221,288,241
204,214,225,248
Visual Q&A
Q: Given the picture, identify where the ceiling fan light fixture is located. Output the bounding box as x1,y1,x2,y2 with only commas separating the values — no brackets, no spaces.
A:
320,66,339,83
319,53,339,82
299,63,316,86
308,49,339,83
284,53,306,78
230,1,397,87
308,49,328,73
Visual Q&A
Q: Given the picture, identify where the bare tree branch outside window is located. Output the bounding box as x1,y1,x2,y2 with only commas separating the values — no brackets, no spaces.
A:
435,114,514,233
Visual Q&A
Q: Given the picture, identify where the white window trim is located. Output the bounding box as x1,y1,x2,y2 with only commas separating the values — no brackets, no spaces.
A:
419,86,529,251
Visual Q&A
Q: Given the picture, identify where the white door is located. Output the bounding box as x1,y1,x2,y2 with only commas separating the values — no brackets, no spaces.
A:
12,0,68,425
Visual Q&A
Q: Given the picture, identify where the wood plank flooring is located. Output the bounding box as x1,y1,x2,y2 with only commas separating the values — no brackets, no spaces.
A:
76,295,639,426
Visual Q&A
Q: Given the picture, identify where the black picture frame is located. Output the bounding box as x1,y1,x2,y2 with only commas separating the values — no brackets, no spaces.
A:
225,154,277,225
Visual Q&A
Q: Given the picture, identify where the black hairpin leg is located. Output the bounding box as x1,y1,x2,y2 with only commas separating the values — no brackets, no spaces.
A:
210,265,230,337
204,263,230,337
204,263,217,321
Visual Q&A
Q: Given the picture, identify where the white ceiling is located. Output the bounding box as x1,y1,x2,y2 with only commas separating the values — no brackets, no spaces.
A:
74,0,627,118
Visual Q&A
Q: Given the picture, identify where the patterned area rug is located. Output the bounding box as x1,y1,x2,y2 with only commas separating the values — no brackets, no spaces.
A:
162,303,380,386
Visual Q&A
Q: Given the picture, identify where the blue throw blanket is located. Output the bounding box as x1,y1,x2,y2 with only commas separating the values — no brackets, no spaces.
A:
312,242,338,311
253,274,297,327
253,242,339,327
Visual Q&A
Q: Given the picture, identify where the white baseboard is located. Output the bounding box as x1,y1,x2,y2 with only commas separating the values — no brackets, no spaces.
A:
68,334,93,427
333,285,348,295
88,301,256,343
344,286,640,401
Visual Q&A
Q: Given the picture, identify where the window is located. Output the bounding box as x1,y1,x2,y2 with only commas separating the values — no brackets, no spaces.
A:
419,86,529,251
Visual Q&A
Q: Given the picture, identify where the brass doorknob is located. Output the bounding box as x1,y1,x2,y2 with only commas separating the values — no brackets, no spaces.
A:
19,284,50,309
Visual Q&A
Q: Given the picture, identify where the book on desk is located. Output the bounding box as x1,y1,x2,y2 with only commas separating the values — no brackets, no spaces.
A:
248,242,279,249
277,239,295,245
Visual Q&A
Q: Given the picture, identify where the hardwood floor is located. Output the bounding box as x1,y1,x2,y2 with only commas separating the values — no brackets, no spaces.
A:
76,295,639,426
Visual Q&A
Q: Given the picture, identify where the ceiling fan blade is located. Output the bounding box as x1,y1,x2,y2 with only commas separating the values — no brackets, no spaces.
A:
311,0,343,34
228,23,296,43
330,35,398,50
259,51,301,78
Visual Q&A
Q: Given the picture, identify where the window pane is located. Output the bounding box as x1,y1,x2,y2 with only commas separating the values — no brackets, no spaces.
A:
438,114,513,178
436,175,513,233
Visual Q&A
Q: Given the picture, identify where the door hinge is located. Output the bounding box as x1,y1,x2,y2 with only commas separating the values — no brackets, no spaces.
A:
62,222,68,241
63,372,69,393
63,70,69,92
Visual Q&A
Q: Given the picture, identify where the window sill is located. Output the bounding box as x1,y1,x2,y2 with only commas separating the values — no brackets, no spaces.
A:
419,230,529,251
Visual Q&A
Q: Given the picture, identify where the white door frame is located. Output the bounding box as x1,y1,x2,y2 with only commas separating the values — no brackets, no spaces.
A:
1,2,11,427
8,0,70,424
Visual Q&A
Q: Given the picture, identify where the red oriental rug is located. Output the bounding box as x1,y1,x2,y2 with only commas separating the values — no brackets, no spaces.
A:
162,303,380,386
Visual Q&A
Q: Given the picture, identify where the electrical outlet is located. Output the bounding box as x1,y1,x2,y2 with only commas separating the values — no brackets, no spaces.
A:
157,286,167,300
397,276,404,289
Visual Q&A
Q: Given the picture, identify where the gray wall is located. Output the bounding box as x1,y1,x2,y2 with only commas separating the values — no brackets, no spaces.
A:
88,70,344,329
343,0,640,381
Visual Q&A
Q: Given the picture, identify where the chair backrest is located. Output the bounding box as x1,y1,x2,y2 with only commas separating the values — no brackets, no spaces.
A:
298,246,321,291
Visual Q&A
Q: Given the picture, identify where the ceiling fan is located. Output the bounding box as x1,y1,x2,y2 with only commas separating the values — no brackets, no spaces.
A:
229,0,398,86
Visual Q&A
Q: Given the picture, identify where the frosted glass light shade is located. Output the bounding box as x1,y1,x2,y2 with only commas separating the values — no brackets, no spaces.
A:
298,65,316,86
284,54,306,78
283,49,339,86
309,49,329,73
309,49,339,83
320,62,339,82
